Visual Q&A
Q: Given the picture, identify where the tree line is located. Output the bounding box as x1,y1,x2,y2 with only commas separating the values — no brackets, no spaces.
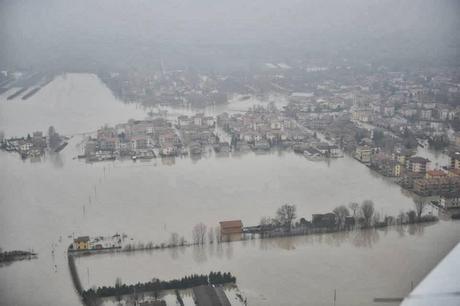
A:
259,198,437,234
0,249,37,263
82,271,236,299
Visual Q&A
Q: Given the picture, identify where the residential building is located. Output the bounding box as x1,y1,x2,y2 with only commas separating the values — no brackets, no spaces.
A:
440,197,460,209
451,152,460,170
355,146,373,164
413,177,460,196
312,213,337,228
426,169,447,179
73,236,90,250
407,156,430,174
220,220,243,236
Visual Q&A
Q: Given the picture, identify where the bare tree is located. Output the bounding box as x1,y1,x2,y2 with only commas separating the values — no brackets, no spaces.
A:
360,200,375,227
169,232,179,247
192,223,207,245
348,202,359,217
413,198,427,220
208,227,214,244
333,205,350,228
276,204,297,232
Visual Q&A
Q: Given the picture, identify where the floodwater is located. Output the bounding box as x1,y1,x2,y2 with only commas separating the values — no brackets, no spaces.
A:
77,222,460,306
0,73,459,306
0,73,147,136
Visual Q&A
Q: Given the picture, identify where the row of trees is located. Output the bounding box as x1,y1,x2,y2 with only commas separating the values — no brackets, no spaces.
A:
126,199,431,253
334,198,431,228
192,223,222,245
82,271,236,299
261,198,432,233
260,204,298,232
0,249,37,262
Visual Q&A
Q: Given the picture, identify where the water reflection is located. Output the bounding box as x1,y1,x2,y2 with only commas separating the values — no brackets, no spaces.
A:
192,245,207,263
352,229,380,248
49,152,64,168
225,242,234,260
161,156,175,166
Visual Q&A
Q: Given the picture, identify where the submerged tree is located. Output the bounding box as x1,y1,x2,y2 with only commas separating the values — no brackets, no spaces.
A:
413,198,427,220
192,223,207,245
276,204,297,232
333,205,350,228
360,200,375,227
169,232,179,247
348,202,359,217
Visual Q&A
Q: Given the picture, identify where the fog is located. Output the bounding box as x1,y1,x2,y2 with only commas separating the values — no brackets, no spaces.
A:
1,0,459,71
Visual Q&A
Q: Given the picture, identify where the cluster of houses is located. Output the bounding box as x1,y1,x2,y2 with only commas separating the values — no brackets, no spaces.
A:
359,148,460,202
101,69,228,109
217,105,343,158
86,106,347,162
69,234,123,252
176,113,227,155
0,128,65,159
85,115,231,161
84,118,182,161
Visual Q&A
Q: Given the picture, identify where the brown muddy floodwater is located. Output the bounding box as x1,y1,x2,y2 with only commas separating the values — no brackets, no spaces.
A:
0,74,458,306
76,221,460,306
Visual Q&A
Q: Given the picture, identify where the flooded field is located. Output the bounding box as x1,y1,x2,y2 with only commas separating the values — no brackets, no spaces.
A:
0,73,459,306
76,221,460,306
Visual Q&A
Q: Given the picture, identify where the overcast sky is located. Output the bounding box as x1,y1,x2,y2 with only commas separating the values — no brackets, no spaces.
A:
1,0,459,71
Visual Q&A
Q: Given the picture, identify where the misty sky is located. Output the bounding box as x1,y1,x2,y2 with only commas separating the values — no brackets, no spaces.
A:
1,0,459,71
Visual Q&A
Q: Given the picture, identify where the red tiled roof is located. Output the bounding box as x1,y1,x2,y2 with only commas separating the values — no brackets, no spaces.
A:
219,220,243,229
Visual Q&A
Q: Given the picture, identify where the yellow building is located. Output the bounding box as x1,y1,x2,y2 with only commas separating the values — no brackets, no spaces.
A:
448,168,460,177
394,163,401,177
451,152,460,170
354,146,373,164
73,236,90,250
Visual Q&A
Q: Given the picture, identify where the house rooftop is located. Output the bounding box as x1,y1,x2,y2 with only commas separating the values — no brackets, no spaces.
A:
409,156,430,163
427,170,447,177
219,220,243,229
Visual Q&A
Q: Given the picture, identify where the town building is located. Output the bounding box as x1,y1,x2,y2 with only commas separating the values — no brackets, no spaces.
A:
73,236,90,250
407,156,430,174
451,152,460,170
426,169,447,179
219,220,243,237
354,145,373,164
413,176,460,197
312,213,337,228
440,197,460,209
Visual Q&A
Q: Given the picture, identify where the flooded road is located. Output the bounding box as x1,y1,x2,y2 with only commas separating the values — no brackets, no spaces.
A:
0,74,458,306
